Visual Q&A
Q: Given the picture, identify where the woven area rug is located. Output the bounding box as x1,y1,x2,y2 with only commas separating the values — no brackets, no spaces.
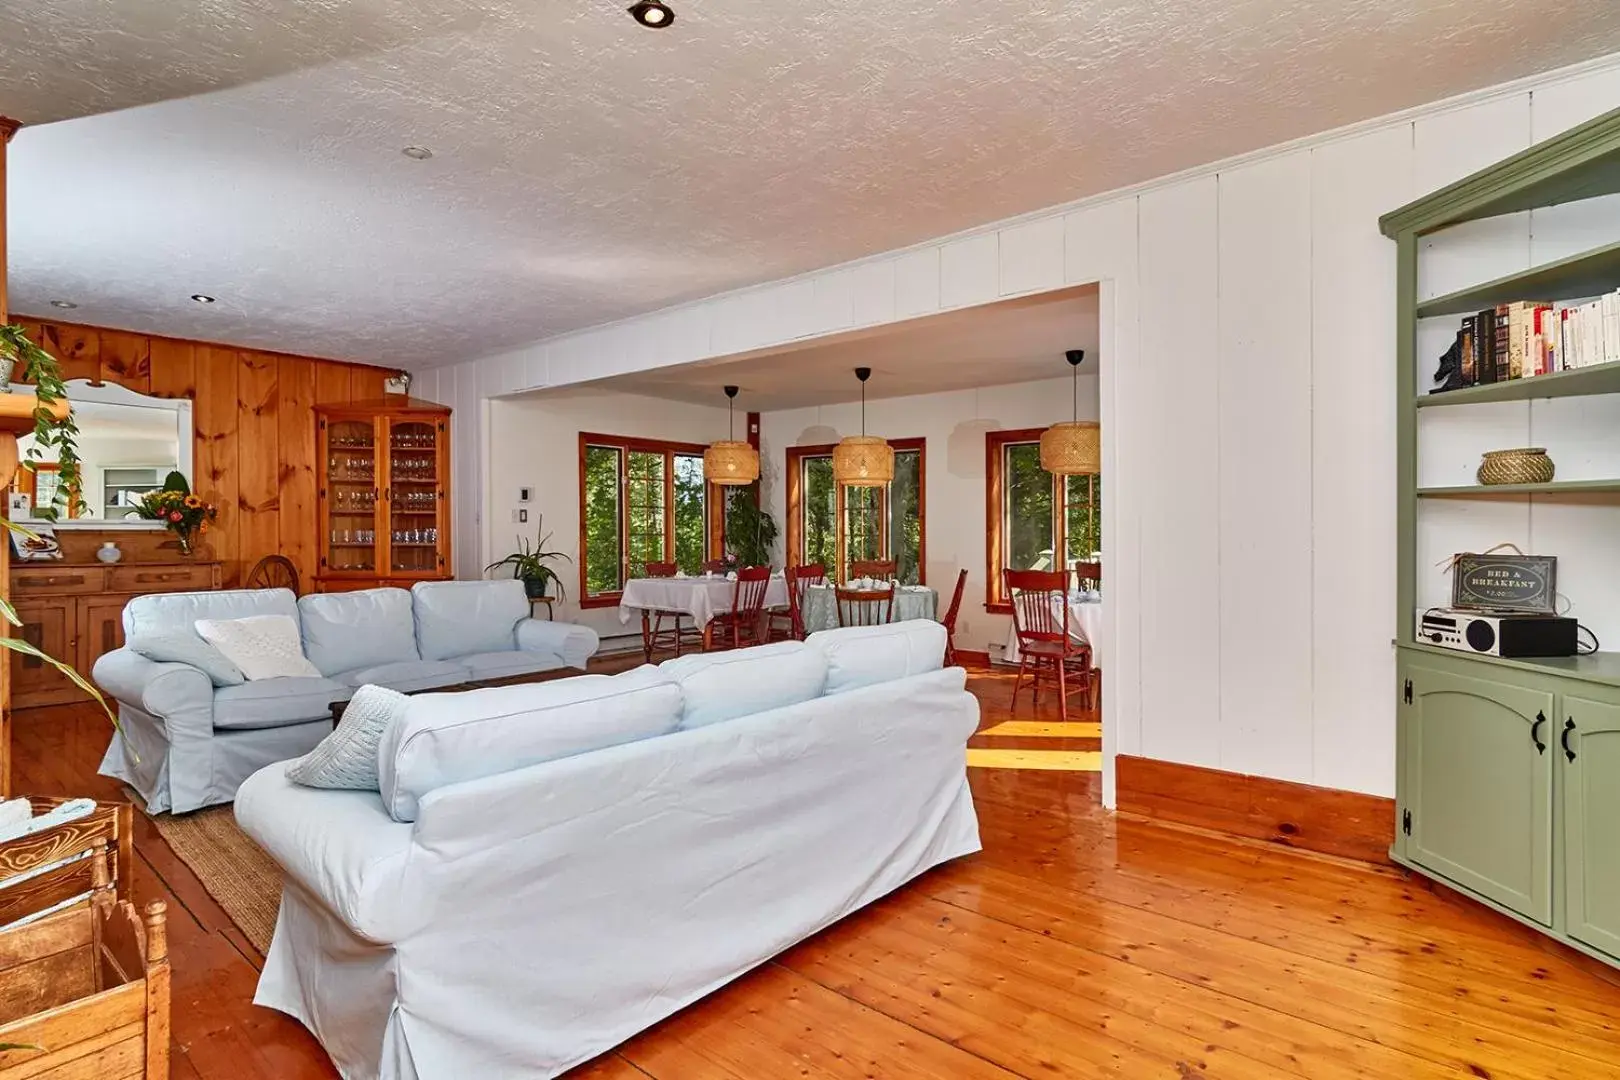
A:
149,806,281,954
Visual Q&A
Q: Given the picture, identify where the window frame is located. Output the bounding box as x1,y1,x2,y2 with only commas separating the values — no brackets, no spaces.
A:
984,425,1100,613
577,432,722,608
784,437,927,584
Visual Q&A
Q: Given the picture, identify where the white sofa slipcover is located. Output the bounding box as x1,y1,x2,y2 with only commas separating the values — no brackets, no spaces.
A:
96,582,599,813
235,621,979,1079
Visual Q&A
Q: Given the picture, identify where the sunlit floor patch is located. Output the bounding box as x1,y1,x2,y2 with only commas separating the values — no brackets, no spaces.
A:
965,749,1102,772
980,721,1101,739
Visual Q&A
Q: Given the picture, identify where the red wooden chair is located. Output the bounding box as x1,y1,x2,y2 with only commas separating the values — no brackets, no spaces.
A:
939,568,969,665
835,583,895,627
849,559,897,581
770,564,826,641
1072,560,1102,592
702,559,732,574
1004,568,1093,721
707,566,772,650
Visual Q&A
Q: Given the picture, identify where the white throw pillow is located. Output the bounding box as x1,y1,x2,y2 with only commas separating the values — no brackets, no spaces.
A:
194,614,323,681
287,684,407,790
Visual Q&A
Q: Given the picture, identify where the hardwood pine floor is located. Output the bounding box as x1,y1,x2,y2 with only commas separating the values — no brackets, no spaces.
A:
14,662,1620,1079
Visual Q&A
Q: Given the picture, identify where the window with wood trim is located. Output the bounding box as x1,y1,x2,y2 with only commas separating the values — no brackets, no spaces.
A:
785,438,926,584
985,427,1100,612
579,433,717,606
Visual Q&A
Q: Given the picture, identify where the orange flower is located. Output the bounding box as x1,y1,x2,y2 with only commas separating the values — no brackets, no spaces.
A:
184,495,202,508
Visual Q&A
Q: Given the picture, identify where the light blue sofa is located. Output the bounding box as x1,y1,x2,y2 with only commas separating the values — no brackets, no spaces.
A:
94,580,598,813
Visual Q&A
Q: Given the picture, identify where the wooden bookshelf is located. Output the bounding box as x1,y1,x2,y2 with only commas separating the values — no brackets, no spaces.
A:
1416,238,1620,319
1416,357,1620,407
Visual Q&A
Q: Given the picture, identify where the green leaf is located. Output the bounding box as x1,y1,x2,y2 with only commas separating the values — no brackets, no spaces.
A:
0,638,118,730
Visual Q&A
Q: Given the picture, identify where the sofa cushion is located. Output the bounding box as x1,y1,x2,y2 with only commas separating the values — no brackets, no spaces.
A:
126,631,246,688
288,685,409,791
660,640,827,730
411,580,528,662
196,615,323,681
335,659,470,694
805,619,946,694
213,676,350,731
297,589,419,677
377,665,681,822
124,587,297,638
457,651,563,682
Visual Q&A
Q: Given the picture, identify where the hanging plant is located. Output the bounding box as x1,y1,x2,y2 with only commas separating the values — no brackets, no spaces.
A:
0,325,83,519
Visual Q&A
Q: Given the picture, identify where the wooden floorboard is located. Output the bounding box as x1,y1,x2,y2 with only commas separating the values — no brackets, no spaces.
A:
10,659,1620,1079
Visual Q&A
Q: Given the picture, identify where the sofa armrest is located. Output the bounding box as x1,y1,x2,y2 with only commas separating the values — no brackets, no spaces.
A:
235,762,417,943
92,648,214,719
516,619,598,670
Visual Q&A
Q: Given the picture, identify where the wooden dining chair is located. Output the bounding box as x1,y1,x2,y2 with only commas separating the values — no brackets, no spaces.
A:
1072,561,1102,592
639,560,698,660
835,583,895,628
939,568,969,665
1005,568,1093,721
771,564,826,641
849,559,897,581
707,566,772,650
702,559,732,574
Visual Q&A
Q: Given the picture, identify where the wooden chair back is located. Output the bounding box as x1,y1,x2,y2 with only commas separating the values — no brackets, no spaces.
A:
785,564,827,638
940,568,969,634
702,559,732,574
1072,561,1101,591
835,584,895,627
1004,568,1070,645
245,554,300,596
643,561,678,578
731,565,772,622
849,559,897,581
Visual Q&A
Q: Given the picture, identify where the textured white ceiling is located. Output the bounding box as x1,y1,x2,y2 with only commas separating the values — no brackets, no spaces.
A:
5,1,1620,368
607,289,1100,412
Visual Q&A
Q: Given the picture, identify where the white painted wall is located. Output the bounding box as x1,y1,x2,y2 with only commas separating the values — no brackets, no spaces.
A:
484,387,731,642
430,53,1620,801
760,374,1101,657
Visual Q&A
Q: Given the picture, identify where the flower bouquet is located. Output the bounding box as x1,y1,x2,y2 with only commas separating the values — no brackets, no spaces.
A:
135,474,216,555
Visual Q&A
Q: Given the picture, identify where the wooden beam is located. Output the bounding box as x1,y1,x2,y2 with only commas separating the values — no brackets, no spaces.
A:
1,115,19,795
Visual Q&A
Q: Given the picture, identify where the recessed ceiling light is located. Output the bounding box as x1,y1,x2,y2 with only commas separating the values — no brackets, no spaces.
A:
628,0,674,28
190,294,216,304
401,146,433,161
49,299,78,310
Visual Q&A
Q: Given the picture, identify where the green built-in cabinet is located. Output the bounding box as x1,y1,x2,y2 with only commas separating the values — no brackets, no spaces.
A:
1382,105,1620,971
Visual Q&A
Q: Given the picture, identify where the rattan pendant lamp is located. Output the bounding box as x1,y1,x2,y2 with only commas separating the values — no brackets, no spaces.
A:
1040,349,1100,475
703,385,759,486
832,367,893,487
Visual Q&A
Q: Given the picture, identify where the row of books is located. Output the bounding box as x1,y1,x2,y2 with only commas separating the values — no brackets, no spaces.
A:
1434,294,1620,392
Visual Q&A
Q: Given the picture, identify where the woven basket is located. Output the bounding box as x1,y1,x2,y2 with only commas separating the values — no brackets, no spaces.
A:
1477,447,1555,486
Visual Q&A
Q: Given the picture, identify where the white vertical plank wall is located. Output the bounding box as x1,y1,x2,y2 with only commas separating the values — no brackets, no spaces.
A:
419,52,1620,800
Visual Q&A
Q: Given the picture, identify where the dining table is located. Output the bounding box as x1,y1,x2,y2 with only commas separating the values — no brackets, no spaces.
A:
618,573,791,649
798,582,938,636
1003,593,1104,668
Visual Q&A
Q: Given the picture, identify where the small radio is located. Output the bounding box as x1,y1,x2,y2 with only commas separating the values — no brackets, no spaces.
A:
1417,609,1578,658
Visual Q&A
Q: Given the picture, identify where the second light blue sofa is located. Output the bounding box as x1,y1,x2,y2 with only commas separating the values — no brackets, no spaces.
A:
94,579,598,813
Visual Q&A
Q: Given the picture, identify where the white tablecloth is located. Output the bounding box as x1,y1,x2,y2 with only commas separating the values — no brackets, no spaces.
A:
799,584,938,636
1004,596,1103,667
618,575,790,629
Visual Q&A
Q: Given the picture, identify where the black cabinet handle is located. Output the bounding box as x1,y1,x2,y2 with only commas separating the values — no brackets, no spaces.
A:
1532,711,1547,754
1563,718,1578,763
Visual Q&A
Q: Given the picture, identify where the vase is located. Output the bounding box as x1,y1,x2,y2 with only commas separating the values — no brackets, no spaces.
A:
522,575,549,600
174,530,195,557
96,542,122,564
0,354,14,394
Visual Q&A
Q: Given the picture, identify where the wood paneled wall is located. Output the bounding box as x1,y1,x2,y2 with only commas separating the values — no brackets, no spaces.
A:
10,317,393,588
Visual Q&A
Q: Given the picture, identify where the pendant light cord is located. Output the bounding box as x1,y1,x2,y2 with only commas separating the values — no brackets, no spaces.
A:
1072,362,1078,422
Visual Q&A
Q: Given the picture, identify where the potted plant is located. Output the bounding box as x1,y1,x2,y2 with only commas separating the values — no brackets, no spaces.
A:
724,488,778,568
485,516,570,600
0,324,84,519
133,472,217,556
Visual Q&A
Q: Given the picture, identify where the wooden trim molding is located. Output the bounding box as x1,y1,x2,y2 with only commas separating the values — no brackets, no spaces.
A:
1115,755,1396,864
984,425,1100,613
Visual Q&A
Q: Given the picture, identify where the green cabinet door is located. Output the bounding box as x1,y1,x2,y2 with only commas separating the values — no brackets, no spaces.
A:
1563,695,1620,958
1406,664,1554,925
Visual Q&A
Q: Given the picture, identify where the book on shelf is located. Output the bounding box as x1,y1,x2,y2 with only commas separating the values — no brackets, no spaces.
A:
1435,290,1620,393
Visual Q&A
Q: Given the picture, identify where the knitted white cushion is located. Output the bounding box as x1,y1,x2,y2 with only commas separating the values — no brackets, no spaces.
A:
194,614,321,681
287,685,408,791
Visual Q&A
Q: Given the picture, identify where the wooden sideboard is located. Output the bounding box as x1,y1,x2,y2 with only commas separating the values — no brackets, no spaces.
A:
9,531,221,709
